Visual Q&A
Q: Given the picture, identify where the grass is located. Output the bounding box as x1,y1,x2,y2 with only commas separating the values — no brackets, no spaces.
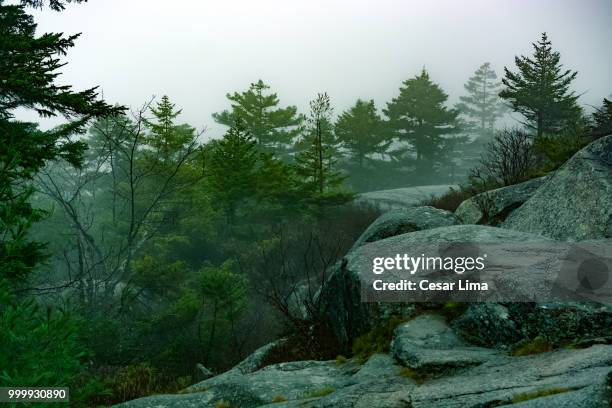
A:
398,367,434,385
513,336,553,356
302,386,336,399
271,395,287,403
352,315,410,363
511,387,576,403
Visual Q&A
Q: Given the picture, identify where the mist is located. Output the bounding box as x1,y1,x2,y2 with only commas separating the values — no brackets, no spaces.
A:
20,0,612,136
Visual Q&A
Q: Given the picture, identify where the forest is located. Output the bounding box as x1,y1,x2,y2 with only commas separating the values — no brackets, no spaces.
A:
1,0,612,407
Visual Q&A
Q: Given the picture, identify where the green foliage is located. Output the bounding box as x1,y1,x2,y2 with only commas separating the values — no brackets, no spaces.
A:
335,355,348,364
513,336,553,356
500,32,581,138
591,98,612,138
456,62,506,136
352,315,409,363
0,1,117,402
294,93,352,206
213,79,304,156
335,99,389,168
0,285,102,404
199,260,248,366
511,387,575,403
384,69,462,173
533,131,591,173
144,95,196,162
271,395,287,403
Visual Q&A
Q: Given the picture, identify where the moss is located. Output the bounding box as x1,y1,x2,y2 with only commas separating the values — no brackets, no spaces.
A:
271,395,287,403
335,355,348,364
511,387,576,403
302,386,336,399
439,302,469,321
513,336,553,356
398,367,434,385
352,315,409,363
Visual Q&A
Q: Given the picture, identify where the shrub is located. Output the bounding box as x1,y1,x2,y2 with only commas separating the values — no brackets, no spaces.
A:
335,355,348,364
352,315,410,363
475,128,536,187
420,187,475,212
513,336,553,356
533,131,591,173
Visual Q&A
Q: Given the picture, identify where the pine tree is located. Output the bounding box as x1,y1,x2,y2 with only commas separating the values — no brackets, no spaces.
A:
499,32,581,138
212,80,304,156
294,93,349,204
335,99,389,168
592,98,612,138
206,120,259,222
456,62,506,136
0,0,119,395
384,69,460,172
144,95,195,161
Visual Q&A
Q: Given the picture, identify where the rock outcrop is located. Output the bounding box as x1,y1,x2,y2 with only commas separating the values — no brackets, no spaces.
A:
116,136,612,408
503,134,612,241
116,335,612,408
322,224,553,348
455,176,548,225
352,206,457,249
391,314,497,370
357,185,457,210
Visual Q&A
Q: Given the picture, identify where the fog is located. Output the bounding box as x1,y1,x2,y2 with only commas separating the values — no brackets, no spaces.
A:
20,0,612,137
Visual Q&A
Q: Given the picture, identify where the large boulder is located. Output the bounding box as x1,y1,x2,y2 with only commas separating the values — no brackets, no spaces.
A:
455,176,548,225
452,302,612,348
352,206,458,249
357,185,457,210
391,314,497,370
503,135,612,241
319,225,553,350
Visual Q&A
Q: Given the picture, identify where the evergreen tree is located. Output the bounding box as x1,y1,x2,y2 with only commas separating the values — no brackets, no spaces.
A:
212,80,304,156
294,93,349,204
205,120,259,222
384,69,460,172
0,0,119,395
499,32,581,138
334,99,389,168
456,62,506,136
592,98,612,138
144,96,195,160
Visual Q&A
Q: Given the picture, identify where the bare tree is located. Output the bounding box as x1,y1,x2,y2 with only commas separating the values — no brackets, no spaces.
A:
33,99,203,314
473,128,536,187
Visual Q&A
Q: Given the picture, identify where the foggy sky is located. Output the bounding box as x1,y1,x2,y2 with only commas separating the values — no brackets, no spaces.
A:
18,0,612,138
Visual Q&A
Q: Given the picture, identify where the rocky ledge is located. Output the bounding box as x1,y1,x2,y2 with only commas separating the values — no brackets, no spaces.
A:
116,136,612,408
